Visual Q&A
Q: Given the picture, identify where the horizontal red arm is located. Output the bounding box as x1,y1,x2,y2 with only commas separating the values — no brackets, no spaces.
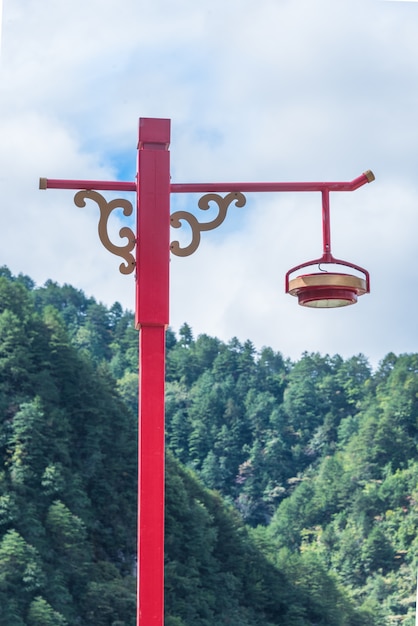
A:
39,171,374,194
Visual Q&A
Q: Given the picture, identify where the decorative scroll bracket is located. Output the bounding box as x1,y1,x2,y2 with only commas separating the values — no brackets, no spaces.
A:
74,190,136,275
170,191,246,257
72,190,245,271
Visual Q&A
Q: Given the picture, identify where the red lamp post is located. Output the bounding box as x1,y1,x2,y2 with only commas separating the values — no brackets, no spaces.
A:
40,117,374,625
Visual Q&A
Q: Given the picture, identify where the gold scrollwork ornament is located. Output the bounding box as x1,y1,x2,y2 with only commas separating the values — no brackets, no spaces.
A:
74,190,136,274
170,192,246,257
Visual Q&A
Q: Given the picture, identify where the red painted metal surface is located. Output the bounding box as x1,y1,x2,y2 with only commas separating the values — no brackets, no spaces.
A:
322,190,332,261
136,118,171,328
137,325,166,626
170,171,373,194
299,287,359,306
40,172,372,195
39,178,136,192
136,118,170,626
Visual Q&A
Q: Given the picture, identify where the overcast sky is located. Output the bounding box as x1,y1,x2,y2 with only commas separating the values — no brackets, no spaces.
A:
1,0,418,368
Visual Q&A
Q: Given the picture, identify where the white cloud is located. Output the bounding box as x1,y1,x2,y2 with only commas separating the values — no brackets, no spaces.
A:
0,0,418,367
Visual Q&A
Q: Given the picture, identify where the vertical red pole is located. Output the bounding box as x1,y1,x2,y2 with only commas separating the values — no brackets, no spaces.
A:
136,118,171,626
321,189,332,262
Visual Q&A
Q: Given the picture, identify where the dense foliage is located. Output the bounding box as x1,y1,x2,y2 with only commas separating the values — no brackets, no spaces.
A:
0,268,137,625
1,266,417,624
164,326,418,625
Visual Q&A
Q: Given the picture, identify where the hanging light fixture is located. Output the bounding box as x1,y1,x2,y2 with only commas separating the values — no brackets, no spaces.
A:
286,271,369,308
285,182,372,308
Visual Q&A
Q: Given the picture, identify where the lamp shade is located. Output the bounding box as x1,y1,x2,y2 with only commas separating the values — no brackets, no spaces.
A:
287,272,368,308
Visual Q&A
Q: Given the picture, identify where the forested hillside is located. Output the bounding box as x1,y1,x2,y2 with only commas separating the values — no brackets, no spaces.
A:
165,330,418,624
164,327,418,624
0,265,416,624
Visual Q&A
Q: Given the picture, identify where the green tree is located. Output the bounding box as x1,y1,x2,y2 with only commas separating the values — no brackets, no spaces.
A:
27,596,67,626
8,399,50,491
0,529,44,599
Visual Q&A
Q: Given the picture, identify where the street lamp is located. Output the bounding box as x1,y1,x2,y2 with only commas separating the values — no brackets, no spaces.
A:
40,117,374,626
285,173,373,308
